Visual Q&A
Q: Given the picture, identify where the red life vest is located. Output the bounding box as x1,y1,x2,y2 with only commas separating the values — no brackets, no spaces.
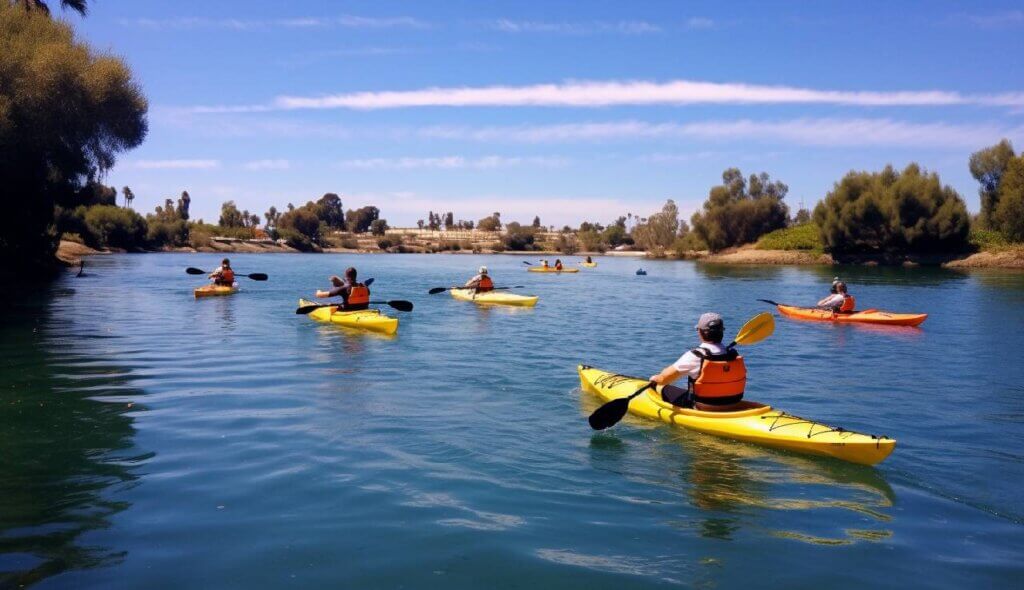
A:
555,262,563,270
477,276,494,292
839,294,855,313
687,347,746,406
216,268,235,285
344,283,370,310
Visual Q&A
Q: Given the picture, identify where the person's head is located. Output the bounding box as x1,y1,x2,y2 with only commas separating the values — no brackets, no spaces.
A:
221,258,231,268
329,275,343,287
835,281,848,294
830,276,840,294
695,312,725,344
344,267,357,283
478,266,488,275
555,259,562,264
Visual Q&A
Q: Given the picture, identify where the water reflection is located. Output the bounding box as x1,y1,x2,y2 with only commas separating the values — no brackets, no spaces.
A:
0,292,146,588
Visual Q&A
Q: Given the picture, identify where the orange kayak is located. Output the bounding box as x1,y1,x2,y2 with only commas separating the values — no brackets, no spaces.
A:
776,304,927,327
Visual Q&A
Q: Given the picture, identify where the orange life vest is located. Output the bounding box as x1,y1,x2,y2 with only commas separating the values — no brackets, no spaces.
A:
216,268,235,285
839,294,855,313
687,347,746,406
555,263,563,270
477,276,494,292
344,283,370,310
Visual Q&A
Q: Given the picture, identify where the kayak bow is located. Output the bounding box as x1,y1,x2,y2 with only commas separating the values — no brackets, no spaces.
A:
450,289,539,307
298,298,399,334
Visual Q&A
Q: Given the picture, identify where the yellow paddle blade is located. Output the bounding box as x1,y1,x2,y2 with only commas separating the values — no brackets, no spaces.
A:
734,312,775,346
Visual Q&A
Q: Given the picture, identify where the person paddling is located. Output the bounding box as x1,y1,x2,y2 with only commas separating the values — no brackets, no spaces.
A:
585,255,593,264
554,259,564,271
464,266,494,292
541,259,550,269
649,313,747,411
315,267,370,311
817,279,855,313
209,258,235,287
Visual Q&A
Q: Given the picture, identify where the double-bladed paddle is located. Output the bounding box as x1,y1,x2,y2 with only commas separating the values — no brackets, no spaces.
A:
587,312,776,431
187,267,268,281
295,299,413,315
428,286,526,295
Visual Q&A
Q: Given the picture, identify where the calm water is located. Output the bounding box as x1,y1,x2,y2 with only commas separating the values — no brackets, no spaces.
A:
2,253,1023,588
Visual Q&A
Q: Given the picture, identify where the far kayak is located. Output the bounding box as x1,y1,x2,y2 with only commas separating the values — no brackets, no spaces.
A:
578,365,895,466
528,267,579,273
194,284,237,298
298,298,398,334
450,289,538,307
580,262,597,268
776,304,927,327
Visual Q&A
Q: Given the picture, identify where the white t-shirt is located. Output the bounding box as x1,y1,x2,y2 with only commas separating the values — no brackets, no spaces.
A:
819,293,845,308
673,342,727,379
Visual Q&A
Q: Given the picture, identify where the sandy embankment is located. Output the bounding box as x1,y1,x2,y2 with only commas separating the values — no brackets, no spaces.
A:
690,245,834,266
943,248,1024,269
56,240,104,265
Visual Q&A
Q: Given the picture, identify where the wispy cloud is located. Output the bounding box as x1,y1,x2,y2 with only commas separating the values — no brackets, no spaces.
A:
684,17,715,29
337,155,568,169
418,118,1024,148
197,79,1024,112
961,10,1024,28
133,159,220,169
243,159,290,170
485,19,660,35
121,15,430,31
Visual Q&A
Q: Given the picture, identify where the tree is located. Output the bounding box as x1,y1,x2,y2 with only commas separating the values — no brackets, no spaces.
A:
12,0,87,16
633,200,681,252
690,169,790,252
969,140,1015,229
0,4,147,274
477,212,501,232
993,155,1024,241
264,206,280,231
277,203,323,250
219,201,245,228
345,206,380,233
532,216,541,228
83,205,147,249
315,193,345,229
369,218,389,236
122,186,135,208
417,219,424,230
177,191,190,220
601,223,632,247
793,208,811,225
501,222,535,250
444,212,455,230
813,163,970,256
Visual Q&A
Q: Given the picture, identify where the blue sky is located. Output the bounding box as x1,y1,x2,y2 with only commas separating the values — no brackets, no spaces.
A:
73,0,1024,226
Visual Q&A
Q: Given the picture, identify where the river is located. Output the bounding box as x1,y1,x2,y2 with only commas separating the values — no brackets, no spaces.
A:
2,253,1022,588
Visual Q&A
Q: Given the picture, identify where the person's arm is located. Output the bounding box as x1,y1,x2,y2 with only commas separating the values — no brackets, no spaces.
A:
316,285,348,299
464,275,481,287
650,365,682,385
818,294,842,307
650,351,699,385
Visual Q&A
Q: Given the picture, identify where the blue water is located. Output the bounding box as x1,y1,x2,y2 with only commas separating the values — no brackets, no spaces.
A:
2,253,1022,588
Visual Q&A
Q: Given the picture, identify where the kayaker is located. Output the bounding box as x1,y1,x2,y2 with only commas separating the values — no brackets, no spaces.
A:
585,255,593,264
649,312,747,411
541,260,550,269
464,266,494,292
315,267,370,311
209,258,235,287
817,280,855,313
554,259,564,270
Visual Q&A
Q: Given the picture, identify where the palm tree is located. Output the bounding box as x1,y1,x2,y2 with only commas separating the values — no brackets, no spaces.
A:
12,0,87,15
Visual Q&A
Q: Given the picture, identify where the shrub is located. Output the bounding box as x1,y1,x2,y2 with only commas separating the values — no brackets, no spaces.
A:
377,238,394,250
993,155,1024,242
370,218,389,236
277,228,316,252
755,223,823,252
339,238,359,249
555,233,578,254
278,204,323,245
478,212,502,232
83,205,148,249
690,169,790,252
502,222,536,250
633,200,680,251
672,232,706,255
147,219,189,247
813,163,971,256
969,228,1009,251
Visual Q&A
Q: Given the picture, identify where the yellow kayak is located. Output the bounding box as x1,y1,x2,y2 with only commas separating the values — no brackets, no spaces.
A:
528,267,579,273
194,284,237,298
450,289,538,307
578,365,895,466
298,298,398,335
580,262,597,268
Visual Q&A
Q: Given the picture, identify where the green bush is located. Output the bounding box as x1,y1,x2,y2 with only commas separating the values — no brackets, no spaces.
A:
277,227,315,251
502,222,537,251
690,169,790,252
147,219,189,247
339,238,359,249
756,223,823,252
278,205,323,245
555,233,578,254
969,228,1009,251
994,155,1024,242
83,205,148,249
813,163,971,256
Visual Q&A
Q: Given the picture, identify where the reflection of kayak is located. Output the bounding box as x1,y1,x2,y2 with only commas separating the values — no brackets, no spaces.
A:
578,365,895,466
528,267,579,273
776,304,927,327
580,262,597,268
194,284,237,298
450,289,538,307
298,298,398,334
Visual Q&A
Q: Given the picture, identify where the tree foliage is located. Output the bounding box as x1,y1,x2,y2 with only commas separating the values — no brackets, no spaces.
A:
969,139,1015,229
219,201,246,228
0,4,147,273
813,163,970,256
83,205,146,249
346,206,380,233
690,169,789,252
632,200,680,252
369,218,389,236
477,212,502,232
277,203,323,250
994,155,1024,242
315,193,344,229
501,222,536,250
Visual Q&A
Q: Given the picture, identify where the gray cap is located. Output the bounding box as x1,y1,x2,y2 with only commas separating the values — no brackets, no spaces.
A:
695,312,724,331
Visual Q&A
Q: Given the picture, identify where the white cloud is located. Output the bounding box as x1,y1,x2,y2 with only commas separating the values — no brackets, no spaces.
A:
133,159,220,169
243,159,290,170
337,155,568,169
121,15,429,31
685,17,715,29
265,79,1024,111
487,19,660,34
962,10,1024,28
418,118,1024,148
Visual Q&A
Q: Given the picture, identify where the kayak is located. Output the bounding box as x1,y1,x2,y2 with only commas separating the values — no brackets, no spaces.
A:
298,298,398,335
578,365,895,466
450,288,539,307
194,284,237,298
528,267,579,273
580,262,597,268
776,304,927,327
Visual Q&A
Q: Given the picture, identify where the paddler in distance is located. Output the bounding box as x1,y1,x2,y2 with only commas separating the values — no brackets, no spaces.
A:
554,259,564,270
649,313,747,411
209,258,235,287
315,267,370,311
540,259,550,269
585,255,593,264
464,266,494,292
817,278,855,313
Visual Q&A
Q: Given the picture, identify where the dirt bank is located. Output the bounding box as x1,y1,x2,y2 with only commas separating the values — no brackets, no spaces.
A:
943,247,1024,269
56,240,105,265
700,247,833,266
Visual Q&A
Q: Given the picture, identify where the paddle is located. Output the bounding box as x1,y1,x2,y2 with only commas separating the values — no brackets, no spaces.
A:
588,312,776,431
295,299,413,315
522,260,533,265
428,286,525,295
758,298,867,314
187,267,268,281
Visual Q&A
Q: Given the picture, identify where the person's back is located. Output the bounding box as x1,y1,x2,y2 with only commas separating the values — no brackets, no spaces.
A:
211,259,234,286
818,280,854,313
554,259,563,270
316,267,370,311
465,266,494,292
